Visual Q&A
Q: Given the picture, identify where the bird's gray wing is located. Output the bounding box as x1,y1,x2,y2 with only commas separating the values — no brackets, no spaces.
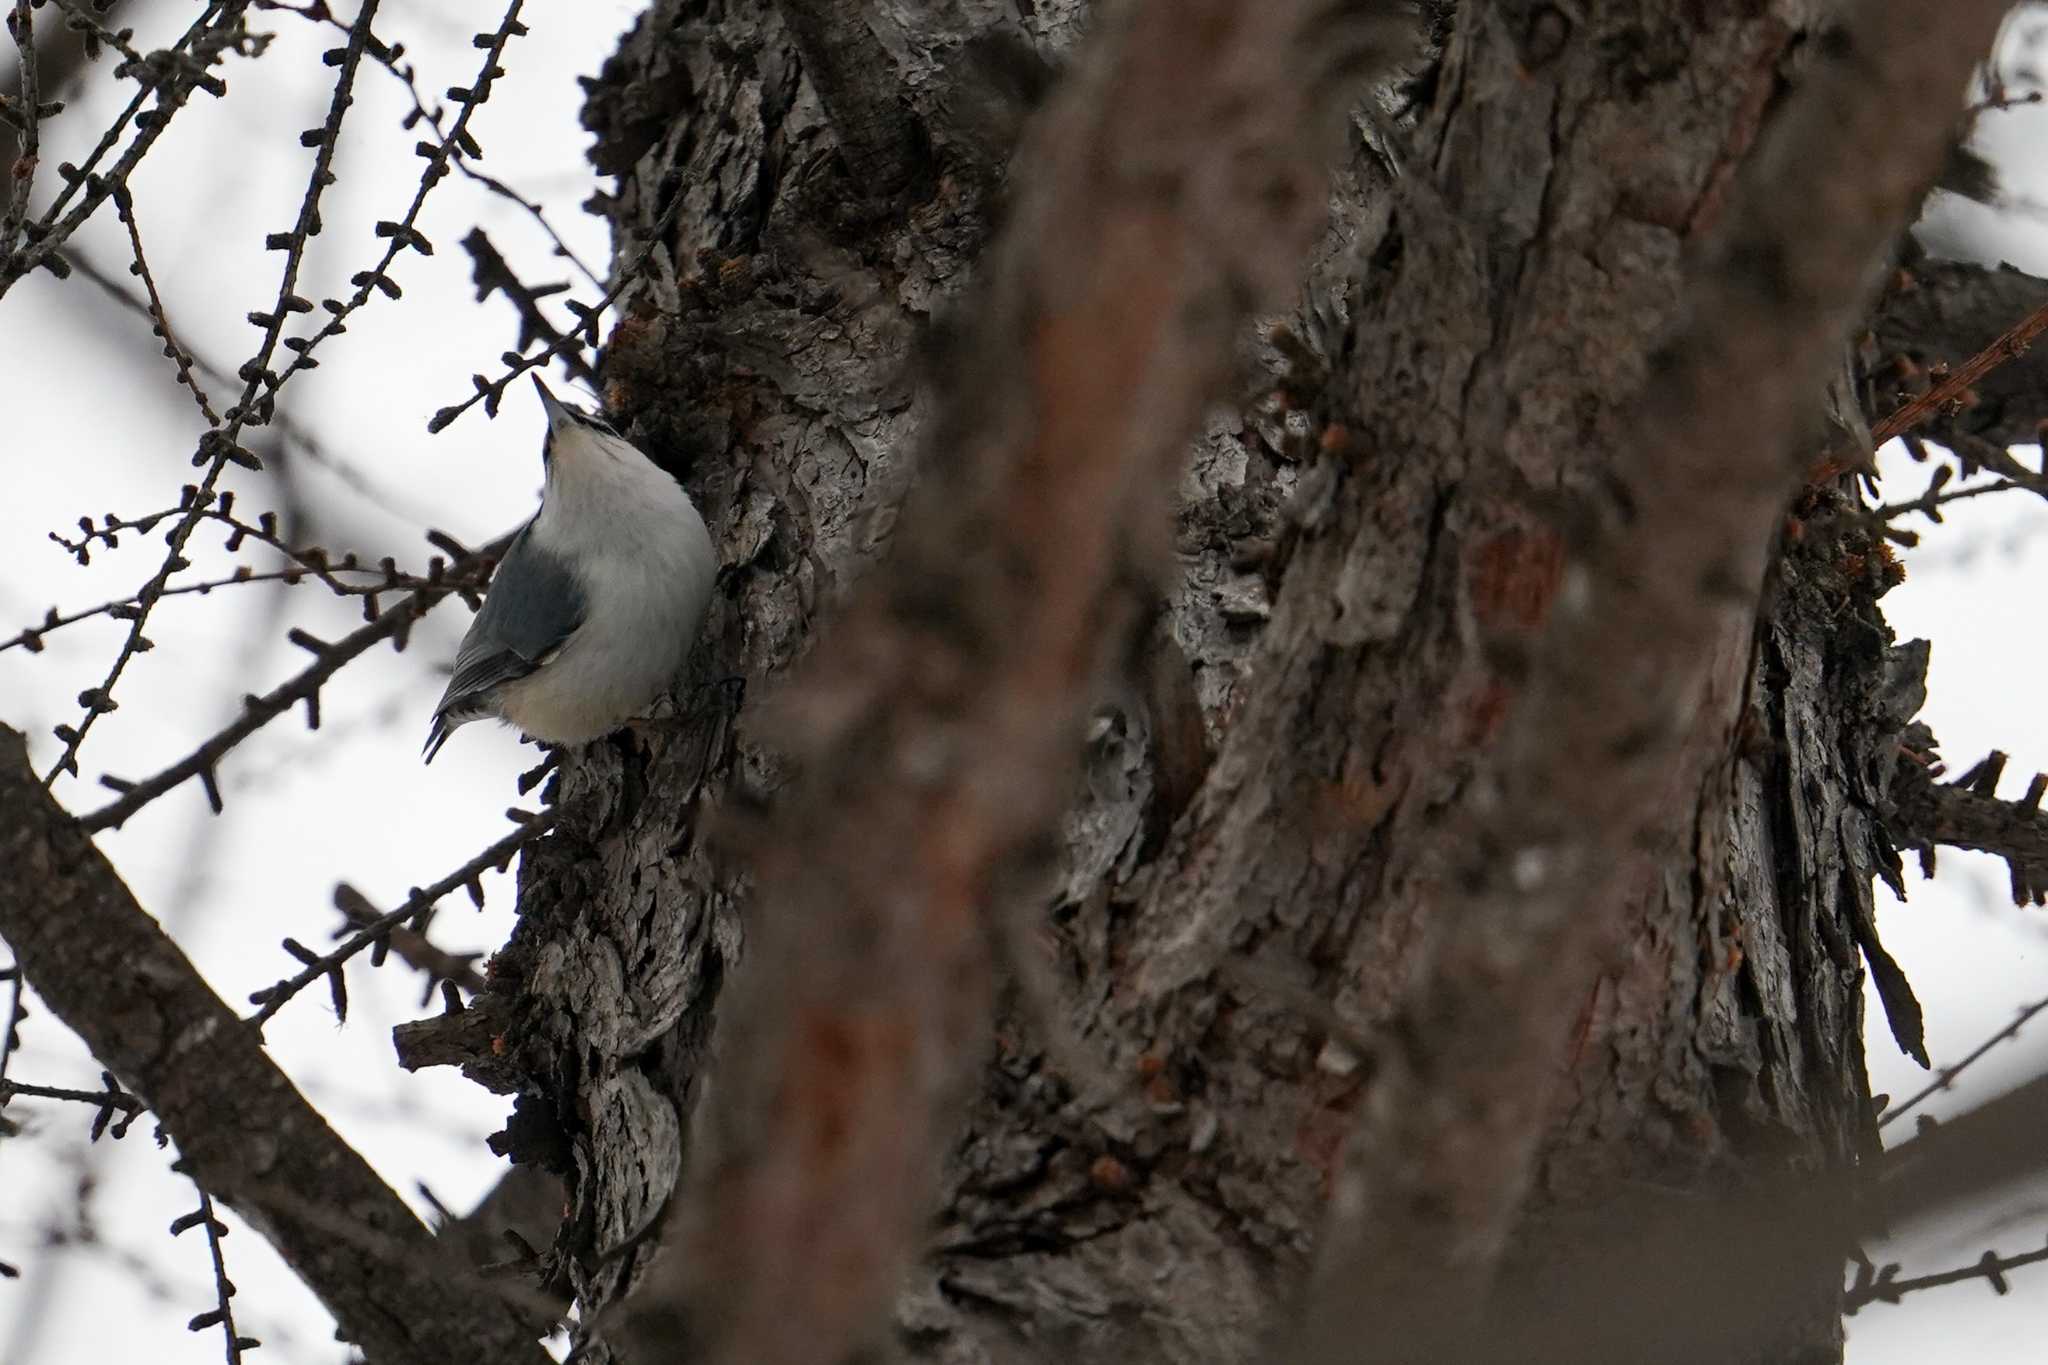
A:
424,523,586,760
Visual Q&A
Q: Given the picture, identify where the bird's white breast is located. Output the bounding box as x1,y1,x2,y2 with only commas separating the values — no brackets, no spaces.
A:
496,425,716,745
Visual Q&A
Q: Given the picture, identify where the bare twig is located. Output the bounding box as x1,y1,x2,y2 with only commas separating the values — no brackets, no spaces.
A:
1846,1238,2048,1311
425,187,687,434
109,182,219,424
44,0,146,69
0,1073,145,1140
60,245,439,524
74,528,512,833
1880,993,2048,1129
7,495,483,656
245,811,556,1030
373,41,602,288
1870,258,2048,452
3,558,462,657
172,1184,254,1361
1,0,44,262
1890,747,2048,905
460,227,597,387
266,0,599,288
332,884,487,1002
1,2,246,295
1871,293,2048,445
1873,462,2035,523
244,3,532,414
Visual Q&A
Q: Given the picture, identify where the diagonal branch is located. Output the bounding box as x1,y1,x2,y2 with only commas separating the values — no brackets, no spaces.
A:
0,725,552,1365
246,811,556,1030
459,227,596,387
1871,257,2048,451
1879,1070,2048,1227
1870,283,2048,445
1878,991,2048,1130
1846,1239,2048,1312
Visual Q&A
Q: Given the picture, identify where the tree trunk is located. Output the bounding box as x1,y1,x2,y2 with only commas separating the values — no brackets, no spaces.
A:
398,3,1931,1360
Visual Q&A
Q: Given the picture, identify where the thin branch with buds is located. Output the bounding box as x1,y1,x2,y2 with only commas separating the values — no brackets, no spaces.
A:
235,3,531,421
461,227,598,387
0,2,247,295
0,1073,145,1141
1871,292,2048,445
1,0,46,262
7,495,486,655
109,182,219,424
170,1183,257,1361
1847,1238,2048,1311
59,245,439,524
38,0,382,786
246,810,557,1030
75,526,512,833
1891,747,2048,905
332,883,487,1003
426,187,687,433
1879,992,2048,1129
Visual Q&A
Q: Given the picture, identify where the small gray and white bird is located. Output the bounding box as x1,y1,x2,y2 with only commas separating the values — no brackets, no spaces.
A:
423,377,717,763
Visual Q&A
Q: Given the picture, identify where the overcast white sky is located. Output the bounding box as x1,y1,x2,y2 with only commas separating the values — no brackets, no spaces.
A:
4,4,2048,1363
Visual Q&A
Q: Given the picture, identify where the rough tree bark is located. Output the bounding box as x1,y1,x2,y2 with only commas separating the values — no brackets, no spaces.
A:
394,3,2002,1362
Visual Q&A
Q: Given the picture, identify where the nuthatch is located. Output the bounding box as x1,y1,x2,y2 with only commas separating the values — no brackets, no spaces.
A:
423,377,717,763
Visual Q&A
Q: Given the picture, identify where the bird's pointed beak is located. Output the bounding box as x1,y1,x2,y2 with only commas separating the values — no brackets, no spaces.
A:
533,375,567,426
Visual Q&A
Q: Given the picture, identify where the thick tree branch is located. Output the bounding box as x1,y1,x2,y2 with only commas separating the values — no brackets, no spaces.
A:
1300,2,2012,1358
627,4,1418,1363
0,726,552,1365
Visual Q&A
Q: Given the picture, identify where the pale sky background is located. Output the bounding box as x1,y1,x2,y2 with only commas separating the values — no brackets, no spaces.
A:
3,4,2048,1363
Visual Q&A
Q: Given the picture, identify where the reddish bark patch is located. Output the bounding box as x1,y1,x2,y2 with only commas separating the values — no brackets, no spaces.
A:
1295,1075,1363,1194
1090,1154,1134,1193
790,1005,914,1169
1467,527,1565,631
1461,678,1514,748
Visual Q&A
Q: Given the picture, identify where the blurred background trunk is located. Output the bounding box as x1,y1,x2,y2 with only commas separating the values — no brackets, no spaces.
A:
409,3,1920,1360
